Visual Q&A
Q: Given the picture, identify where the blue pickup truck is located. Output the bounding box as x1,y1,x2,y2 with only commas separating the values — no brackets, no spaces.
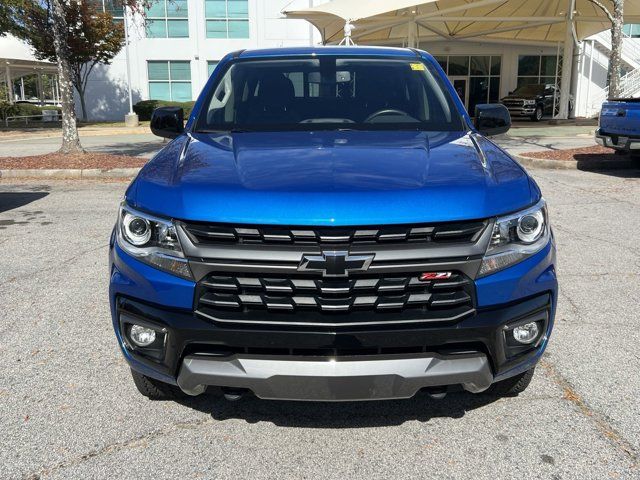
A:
596,99,640,161
109,47,557,403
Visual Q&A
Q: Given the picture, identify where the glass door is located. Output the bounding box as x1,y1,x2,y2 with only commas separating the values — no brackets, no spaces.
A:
449,77,468,112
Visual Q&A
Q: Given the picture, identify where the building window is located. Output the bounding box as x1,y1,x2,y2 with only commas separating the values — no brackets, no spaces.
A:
148,61,192,101
207,61,219,76
88,0,124,24
205,0,249,38
103,0,123,18
623,24,640,37
517,55,561,88
432,55,501,114
146,0,189,38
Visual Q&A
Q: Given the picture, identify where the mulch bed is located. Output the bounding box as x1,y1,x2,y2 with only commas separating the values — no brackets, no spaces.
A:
0,153,147,170
522,145,616,161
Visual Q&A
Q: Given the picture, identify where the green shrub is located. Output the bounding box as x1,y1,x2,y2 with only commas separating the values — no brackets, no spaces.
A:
133,100,196,121
0,102,21,119
0,102,62,120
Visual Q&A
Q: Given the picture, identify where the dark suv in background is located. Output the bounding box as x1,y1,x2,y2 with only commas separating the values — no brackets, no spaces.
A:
501,84,573,121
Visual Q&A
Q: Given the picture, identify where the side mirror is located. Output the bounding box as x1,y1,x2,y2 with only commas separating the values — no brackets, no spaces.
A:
150,107,185,139
474,104,511,137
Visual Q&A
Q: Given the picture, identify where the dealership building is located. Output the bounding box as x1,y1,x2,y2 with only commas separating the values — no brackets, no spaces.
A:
2,0,640,120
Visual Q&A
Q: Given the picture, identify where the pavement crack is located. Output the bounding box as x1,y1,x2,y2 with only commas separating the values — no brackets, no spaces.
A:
23,416,215,479
558,289,581,317
0,243,109,340
538,174,640,208
0,243,107,289
553,224,640,259
540,359,639,467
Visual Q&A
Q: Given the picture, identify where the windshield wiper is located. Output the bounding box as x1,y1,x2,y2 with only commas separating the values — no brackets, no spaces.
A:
195,128,255,134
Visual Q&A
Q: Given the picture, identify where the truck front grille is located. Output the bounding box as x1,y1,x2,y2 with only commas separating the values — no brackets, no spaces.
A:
195,271,475,328
502,99,525,108
183,221,487,246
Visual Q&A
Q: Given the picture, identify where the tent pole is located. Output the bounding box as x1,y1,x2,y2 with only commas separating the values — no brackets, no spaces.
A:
558,0,576,119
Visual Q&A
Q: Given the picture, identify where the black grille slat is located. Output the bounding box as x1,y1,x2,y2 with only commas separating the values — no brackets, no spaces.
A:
196,271,474,326
430,291,472,307
183,221,487,246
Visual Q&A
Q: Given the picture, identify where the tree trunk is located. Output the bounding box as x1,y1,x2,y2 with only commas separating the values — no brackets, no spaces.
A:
50,0,83,153
608,0,624,99
78,86,87,122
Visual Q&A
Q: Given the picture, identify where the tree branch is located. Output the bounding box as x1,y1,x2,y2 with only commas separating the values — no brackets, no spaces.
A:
587,0,615,24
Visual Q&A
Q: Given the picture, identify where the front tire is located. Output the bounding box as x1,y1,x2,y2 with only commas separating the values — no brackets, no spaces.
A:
531,106,543,122
130,368,183,400
486,367,535,397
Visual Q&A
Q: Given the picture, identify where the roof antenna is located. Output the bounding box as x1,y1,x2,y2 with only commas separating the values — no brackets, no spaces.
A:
338,19,356,46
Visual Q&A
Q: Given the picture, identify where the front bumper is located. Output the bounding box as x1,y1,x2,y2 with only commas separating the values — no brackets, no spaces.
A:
110,234,557,401
595,129,640,151
178,353,493,401
114,292,553,400
507,107,536,117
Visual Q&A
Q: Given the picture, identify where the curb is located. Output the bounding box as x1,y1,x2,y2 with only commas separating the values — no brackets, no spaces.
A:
0,167,141,179
513,154,638,170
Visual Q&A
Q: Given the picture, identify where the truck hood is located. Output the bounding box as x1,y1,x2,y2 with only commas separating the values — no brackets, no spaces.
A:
130,130,536,226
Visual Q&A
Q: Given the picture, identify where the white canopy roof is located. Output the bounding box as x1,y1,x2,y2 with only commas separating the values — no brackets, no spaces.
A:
0,34,57,80
284,0,640,46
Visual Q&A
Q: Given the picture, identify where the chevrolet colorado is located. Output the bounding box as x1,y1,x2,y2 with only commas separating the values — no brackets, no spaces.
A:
109,47,557,402
596,98,640,161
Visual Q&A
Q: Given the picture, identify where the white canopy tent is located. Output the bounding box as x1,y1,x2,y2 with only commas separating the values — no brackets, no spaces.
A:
0,34,59,105
284,0,640,118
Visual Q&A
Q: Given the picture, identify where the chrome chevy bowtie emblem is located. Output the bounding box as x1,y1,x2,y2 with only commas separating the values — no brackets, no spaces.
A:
298,251,374,277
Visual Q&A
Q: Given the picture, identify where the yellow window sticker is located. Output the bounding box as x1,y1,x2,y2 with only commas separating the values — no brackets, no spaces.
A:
410,63,425,71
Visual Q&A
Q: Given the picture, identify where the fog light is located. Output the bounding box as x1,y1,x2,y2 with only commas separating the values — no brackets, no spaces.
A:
512,322,540,344
129,324,156,347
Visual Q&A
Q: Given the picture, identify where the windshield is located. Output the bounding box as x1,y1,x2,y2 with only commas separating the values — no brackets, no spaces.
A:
195,57,464,132
512,84,546,96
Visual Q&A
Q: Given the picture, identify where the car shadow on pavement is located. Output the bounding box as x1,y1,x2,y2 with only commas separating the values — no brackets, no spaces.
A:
89,140,164,158
574,154,640,177
0,191,49,214
174,390,501,428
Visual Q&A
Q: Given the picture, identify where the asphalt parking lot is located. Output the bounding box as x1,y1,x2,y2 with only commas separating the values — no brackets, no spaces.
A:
0,132,162,158
1,166,639,479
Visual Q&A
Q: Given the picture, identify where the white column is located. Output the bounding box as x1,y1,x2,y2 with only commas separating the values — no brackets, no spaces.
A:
36,71,44,105
5,63,12,104
585,40,595,115
558,0,575,119
407,21,417,48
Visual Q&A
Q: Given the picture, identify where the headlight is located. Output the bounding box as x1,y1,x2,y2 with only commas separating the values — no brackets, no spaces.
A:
478,199,550,277
116,202,193,280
